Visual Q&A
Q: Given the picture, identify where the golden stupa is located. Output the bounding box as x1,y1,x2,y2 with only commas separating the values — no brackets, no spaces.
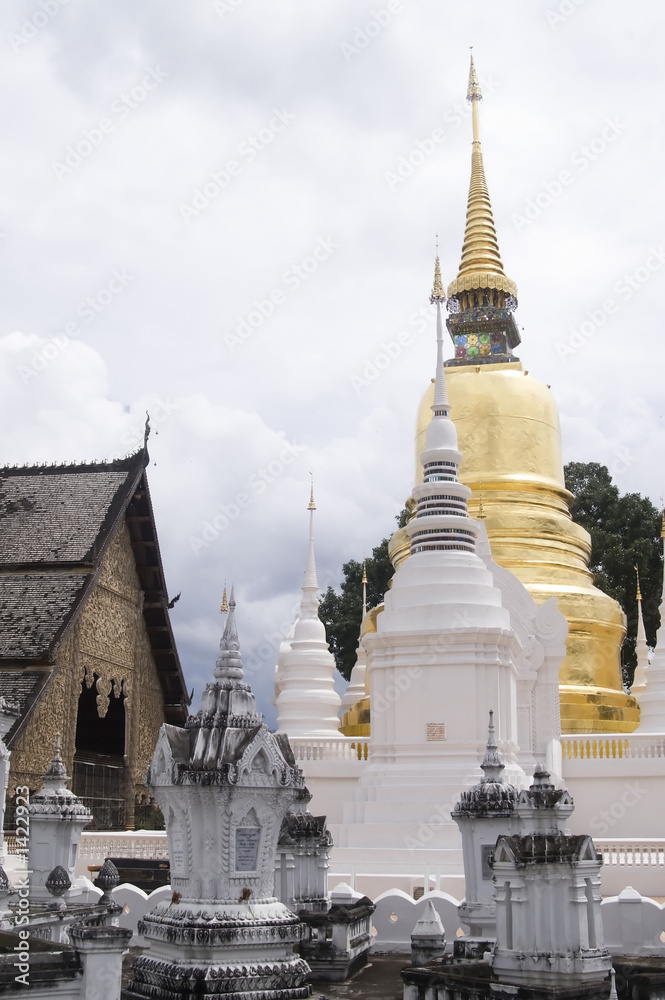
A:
342,56,638,737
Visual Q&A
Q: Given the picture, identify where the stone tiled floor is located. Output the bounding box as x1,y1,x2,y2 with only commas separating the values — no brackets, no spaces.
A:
310,956,407,999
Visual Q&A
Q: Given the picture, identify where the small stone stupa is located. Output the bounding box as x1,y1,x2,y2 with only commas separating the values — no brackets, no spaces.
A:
123,588,311,1000
28,734,91,900
452,710,520,958
490,765,610,986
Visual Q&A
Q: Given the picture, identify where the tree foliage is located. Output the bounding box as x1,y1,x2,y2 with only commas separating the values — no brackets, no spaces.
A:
563,462,663,679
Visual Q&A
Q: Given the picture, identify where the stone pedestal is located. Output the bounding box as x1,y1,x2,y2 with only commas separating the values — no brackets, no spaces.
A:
70,924,133,1000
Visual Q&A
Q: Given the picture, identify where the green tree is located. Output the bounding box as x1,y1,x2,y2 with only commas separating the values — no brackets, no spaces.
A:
563,462,663,682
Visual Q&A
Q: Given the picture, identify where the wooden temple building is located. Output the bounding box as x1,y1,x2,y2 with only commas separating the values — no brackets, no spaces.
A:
0,447,189,829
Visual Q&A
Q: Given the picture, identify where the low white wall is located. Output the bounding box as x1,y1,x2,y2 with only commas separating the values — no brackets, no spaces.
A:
370,889,462,953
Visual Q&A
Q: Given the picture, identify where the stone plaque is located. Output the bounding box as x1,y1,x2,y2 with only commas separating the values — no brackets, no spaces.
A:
235,827,261,871
171,827,187,876
426,722,447,742
481,843,494,880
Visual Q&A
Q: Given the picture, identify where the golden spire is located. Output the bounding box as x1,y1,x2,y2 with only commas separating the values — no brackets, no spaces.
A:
430,252,445,302
661,509,665,539
361,559,368,585
635,565,642,602
447,53,517,302
362,559,368,616
477,491,486,520
220,583,229,613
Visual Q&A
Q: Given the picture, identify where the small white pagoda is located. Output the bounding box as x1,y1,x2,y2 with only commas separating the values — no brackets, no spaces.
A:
123,589,311,1000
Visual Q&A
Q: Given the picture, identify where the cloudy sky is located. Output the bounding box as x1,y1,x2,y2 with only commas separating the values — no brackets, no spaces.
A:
0,0,662,724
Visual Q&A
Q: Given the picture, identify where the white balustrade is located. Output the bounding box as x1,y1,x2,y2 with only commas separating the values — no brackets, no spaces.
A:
289,739,370,762
562,734,665,760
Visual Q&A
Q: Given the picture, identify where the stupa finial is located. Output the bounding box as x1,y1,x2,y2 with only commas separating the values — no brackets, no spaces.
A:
431,256,449,411
467,50,482,105
480,709,505,783
308,471,316,511
430,252,445,304
220,582,229,614
214,585,244,680
301,485,319,613
447,54,517,304
44,733,68,784
362,558,368,616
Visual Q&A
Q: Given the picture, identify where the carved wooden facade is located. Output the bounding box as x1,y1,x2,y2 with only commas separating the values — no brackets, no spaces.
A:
0,450,188,829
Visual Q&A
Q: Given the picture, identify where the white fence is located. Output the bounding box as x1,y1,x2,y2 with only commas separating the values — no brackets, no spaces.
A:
75,830,169,876
562,734,665,760
289,740,370,762
69,880,665,956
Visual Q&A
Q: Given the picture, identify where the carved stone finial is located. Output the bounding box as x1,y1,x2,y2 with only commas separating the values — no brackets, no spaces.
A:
480,709,504,784
46,864,71,901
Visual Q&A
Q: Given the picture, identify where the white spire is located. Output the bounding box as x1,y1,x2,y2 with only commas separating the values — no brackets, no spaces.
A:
275,488,343,739
632,568,649,695
214,585,244,681
405,256,477,556
301,479,319,612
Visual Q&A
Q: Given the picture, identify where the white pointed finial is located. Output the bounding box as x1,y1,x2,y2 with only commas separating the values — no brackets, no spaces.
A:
214,584,243,680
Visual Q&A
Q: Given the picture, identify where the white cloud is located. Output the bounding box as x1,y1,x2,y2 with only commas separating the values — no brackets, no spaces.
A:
1,0,663,723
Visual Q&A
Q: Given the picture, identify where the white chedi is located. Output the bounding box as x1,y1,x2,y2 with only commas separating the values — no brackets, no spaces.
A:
333,266,526,891
275,492,343,739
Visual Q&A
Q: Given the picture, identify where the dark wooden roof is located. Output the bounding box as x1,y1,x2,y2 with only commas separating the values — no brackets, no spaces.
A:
0,450,188,744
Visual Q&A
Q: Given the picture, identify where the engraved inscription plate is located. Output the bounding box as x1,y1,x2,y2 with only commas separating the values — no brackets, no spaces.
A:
235,827,261,871
171,827,187,876
481,843,494,880
426,722,447,742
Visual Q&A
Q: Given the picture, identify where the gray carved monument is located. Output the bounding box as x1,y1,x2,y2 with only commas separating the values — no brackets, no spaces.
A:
123,590,311,999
